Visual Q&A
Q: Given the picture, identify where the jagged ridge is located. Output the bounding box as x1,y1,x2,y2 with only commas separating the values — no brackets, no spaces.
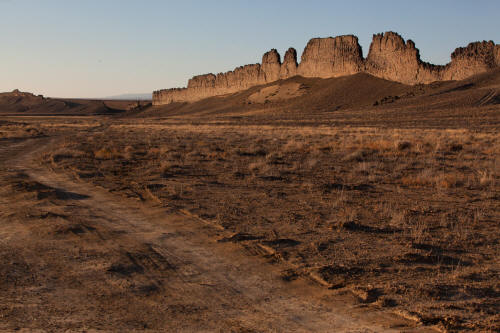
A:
153,32,500,105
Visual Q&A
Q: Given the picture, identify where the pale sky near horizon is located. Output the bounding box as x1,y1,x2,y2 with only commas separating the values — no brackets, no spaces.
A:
1,0,499,98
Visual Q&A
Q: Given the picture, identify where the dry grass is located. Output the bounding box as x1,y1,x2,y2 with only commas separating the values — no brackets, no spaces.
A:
39,121,500,332
0,122,44,139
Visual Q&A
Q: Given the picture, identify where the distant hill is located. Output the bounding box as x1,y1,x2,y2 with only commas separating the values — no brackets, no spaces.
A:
0,89,143,115
103,93,152,101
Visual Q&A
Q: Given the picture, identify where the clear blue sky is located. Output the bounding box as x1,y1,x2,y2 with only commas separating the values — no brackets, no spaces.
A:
1,0,499,98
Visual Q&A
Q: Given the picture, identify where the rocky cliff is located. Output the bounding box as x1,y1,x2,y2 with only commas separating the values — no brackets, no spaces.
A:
442,41,500,81
297,35,364,78
153,32,500,105
364,32,438,84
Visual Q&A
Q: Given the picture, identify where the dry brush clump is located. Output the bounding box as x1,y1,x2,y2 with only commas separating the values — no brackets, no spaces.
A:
0,122,44,139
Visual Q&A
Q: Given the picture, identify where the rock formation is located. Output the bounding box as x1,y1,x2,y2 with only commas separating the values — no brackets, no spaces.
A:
442,41,499,80
261,49,281,82
280,48,298,79
153,32,500,105
364,32,439,84
297,35,364,78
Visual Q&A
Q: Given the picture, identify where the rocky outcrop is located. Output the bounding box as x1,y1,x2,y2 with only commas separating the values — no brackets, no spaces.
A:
261,49,281,82
155,64,266,104
365,33,500,84
153,32,500,105
365,32,441,84
443,41,499,80
297,35,364,78
9,89,43,98
280,48,298,79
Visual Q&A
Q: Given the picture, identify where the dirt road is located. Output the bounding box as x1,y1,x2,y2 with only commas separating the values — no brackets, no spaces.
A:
0,136,431,332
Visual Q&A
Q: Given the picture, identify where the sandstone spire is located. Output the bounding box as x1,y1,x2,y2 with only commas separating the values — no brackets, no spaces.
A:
261,49,281,82
280,48,298,79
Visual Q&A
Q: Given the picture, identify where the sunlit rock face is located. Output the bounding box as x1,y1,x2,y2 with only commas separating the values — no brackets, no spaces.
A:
365,32,500,84
153,32,499,105
442,40,499,80
297,35,364,79
280,48,298,79
261,49,281,82
364,32,441,84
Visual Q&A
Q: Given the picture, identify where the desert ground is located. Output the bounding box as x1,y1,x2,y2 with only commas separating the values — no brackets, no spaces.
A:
0,71,499,332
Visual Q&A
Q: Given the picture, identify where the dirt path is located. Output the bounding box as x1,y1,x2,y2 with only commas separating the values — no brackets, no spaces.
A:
0,137,432,332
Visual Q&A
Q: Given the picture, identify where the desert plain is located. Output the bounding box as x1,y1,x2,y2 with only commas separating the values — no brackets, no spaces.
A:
0,32,499,332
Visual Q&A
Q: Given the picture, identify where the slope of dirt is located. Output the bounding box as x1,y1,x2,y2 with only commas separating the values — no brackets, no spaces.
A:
141,69,500,119
248,82,305,103
142,74,412,118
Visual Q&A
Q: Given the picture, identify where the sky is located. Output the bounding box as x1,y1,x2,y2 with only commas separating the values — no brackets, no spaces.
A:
1,0,499,98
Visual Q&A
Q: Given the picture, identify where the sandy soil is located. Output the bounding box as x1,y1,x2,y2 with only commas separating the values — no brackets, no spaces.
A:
0,133,433,332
